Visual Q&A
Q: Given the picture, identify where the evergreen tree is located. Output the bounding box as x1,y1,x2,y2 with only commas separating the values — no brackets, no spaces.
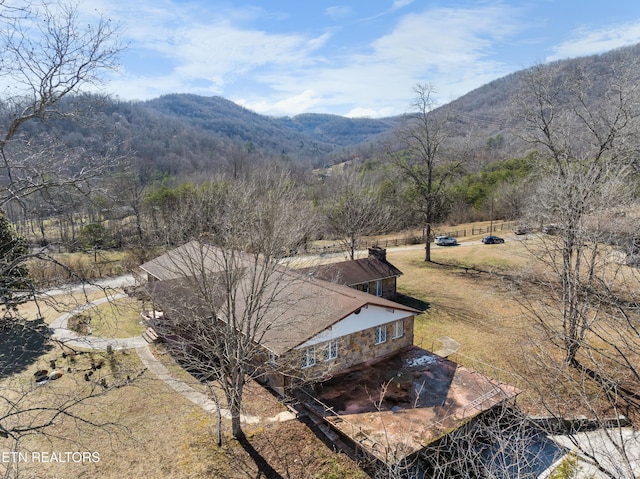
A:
0,212,32,314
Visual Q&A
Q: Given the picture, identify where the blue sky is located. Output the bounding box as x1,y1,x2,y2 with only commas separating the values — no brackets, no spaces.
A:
82,0,640,118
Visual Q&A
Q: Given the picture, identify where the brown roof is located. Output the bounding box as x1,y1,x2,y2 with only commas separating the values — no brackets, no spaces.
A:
303,345,519,461
297,255,403,286
140,241,229,281
143,243,419,356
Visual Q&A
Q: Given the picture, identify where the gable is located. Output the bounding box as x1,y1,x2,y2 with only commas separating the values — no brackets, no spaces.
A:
296,304,415,349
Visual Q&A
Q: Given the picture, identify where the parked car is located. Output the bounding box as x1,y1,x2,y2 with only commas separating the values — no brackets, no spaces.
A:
513,224,530,235
482,235,505,244
435,235,458,246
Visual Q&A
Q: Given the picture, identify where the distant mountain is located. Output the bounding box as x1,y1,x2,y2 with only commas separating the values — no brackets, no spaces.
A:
437,42,640,160
140,94,399,161
14,41,640,180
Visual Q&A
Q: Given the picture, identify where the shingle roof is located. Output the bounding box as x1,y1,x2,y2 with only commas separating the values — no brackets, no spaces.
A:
139,240,254,281
142,243,418,356
297,255,403,286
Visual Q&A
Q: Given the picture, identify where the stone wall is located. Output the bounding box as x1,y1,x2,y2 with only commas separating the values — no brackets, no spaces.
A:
382,277,397,299
300,316,414,378
352,277,397,300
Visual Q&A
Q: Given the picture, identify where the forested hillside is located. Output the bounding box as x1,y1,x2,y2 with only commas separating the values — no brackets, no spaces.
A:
7,41,639,184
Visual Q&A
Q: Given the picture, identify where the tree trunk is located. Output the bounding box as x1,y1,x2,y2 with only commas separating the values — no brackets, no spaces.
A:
231,406,242,438
424,223,432,262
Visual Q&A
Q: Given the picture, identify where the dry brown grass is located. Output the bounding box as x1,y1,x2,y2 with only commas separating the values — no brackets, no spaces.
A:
17,290,115,325
386,234,640,419
3,291,366,479
28,251,128,287
3,229,635,478
386,238,559,413
83,297,146,338
1,339,366,479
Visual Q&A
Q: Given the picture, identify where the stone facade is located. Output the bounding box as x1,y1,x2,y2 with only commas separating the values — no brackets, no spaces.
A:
352,276,398,300
258,316,415,395
295,316,414,379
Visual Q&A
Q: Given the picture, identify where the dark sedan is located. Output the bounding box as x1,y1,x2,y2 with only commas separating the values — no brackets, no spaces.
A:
482,235,505,244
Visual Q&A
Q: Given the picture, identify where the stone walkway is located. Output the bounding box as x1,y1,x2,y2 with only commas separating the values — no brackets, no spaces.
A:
50,295,296,424
136,346,295,424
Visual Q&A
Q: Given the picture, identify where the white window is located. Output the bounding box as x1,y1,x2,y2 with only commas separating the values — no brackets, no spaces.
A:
375,279,383,297
375,325,387,344
392,320,404,339
324,340,338,361
301,347,315,368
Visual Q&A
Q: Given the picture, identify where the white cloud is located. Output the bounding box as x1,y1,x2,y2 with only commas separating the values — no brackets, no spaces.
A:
547,21,640,61
71,1,640,117
325,6,352,19
82,0,525,114
244,3,523,116
237,90,323,116
345,106,397,118
392,0,415,10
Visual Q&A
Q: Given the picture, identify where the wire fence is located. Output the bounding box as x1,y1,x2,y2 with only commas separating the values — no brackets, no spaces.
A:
302,222,517,256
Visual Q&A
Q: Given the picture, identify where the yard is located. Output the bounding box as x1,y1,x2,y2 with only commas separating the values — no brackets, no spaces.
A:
1,229,634,478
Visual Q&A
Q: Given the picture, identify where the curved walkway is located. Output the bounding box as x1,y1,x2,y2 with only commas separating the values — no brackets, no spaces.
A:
136,346,295,424
50,296,295,424
50,294,148,350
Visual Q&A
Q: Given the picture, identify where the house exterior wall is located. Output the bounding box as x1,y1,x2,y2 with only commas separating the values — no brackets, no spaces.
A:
263,317,415,394
323,316,414,373
297,305,413,347
351,277,397,299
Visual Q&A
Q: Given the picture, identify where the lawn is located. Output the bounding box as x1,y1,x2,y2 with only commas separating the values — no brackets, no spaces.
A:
386,236,552,412
83,296,147,338
2,290,367,479
2,229,630,478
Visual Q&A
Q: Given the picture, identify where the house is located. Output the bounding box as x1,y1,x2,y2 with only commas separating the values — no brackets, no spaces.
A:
297,246,403,300
139,241,420,394
140,241,519,467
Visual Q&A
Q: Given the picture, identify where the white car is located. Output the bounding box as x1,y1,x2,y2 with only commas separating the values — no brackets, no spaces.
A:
434,235,458,246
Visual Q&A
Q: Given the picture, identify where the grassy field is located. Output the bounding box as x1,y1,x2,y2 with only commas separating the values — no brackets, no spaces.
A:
388,242,534,384
1,228,625,478
81,297,147,338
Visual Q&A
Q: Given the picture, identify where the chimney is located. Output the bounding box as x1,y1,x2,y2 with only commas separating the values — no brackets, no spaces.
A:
368,246,386,262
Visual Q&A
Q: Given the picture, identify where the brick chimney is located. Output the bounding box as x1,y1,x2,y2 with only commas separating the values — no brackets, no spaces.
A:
368,246,387,262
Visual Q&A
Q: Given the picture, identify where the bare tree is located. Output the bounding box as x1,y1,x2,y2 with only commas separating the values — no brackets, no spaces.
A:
363,384,555,479
510,56,640,479
321,166,392,260
515,56,640,366
0,1,122,209
0,3,133,475
148,169,314,440
519,336,640,479
390,84,460,262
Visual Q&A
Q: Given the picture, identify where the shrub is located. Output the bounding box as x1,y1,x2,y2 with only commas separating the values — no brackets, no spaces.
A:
68,314,91,335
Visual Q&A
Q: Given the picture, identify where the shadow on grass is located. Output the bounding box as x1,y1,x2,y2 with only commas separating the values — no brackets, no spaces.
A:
237,433,284,479
0,317,53,378
394,293,430,312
